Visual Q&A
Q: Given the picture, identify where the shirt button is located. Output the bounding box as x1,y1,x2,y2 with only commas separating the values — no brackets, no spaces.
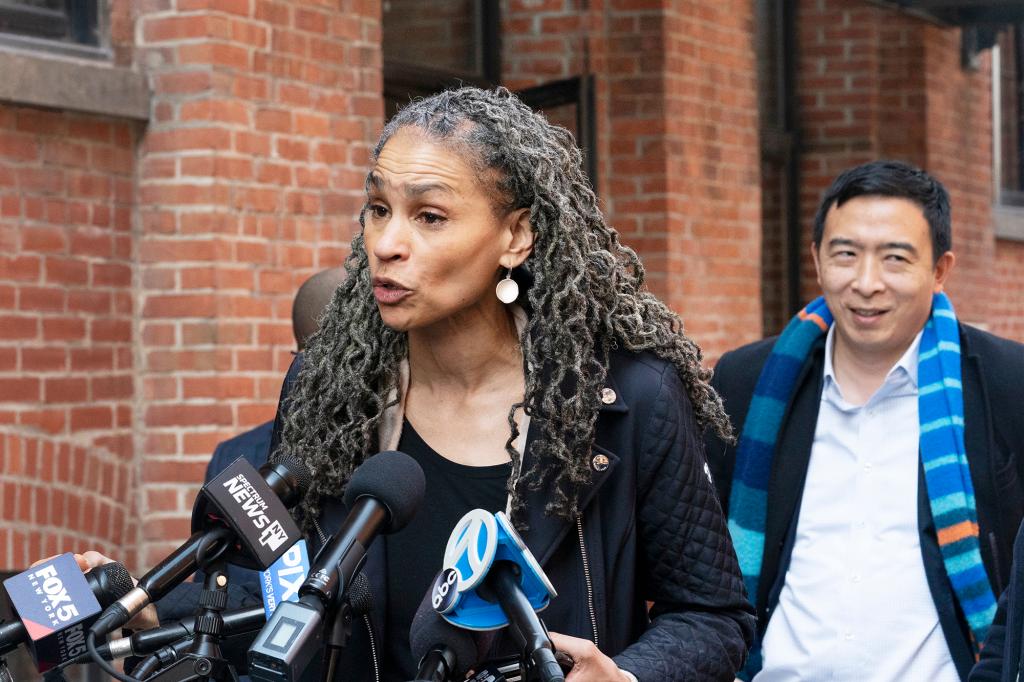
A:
845,631,855,641
851,574,861,583
600,387,617,405
863,462,873,472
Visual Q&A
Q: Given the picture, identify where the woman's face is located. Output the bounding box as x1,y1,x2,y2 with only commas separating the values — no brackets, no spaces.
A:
363,127,531,332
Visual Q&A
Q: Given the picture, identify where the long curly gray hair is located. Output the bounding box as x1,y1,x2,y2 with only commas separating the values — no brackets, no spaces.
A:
277,86,731,526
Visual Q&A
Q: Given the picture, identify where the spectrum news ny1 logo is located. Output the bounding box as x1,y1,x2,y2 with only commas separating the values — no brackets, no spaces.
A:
222,472,290,551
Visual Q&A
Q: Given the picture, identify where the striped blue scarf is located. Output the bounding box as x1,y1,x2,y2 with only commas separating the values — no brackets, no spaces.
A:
729,293,996,679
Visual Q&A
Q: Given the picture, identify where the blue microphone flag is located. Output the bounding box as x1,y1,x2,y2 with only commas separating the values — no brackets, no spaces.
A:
260,539,310,621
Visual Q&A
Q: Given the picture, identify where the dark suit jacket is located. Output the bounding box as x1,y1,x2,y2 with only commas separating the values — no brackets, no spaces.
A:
971,517,1024,681
705,323,1024,679
207,420,274,479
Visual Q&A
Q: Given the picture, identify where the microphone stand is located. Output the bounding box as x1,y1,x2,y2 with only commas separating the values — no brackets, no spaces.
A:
140,560,239,682
320,588,357,682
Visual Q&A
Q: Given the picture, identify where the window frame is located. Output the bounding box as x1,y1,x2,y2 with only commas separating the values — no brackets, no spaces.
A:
993,32,1024,241
0,0,108,60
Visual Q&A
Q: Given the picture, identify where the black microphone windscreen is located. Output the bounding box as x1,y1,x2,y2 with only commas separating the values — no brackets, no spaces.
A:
348,572,374,617
342,450,425,533
91,562,134,606
262,456,313,506
409,591,477,679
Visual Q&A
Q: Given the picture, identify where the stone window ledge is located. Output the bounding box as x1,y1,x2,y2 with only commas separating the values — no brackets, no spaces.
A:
994,204,1024,243
0,44,149,122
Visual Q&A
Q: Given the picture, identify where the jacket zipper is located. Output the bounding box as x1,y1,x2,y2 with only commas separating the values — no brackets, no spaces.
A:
312,517,381,682
364,613,380,682
576,515,599,648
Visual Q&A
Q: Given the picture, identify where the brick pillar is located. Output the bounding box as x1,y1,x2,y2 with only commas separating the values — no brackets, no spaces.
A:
594,0,762,360
134,0,382,567
662,1,762,358
0,1,138,570
796,0,886,301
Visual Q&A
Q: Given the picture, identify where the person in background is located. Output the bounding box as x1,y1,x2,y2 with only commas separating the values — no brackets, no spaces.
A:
705,160,1024,681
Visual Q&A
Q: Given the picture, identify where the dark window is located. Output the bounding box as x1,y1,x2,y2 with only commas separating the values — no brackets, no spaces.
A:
997,24,1024,207
382,0,500,119
381,0,597,188
0,0,101,48
515,77,597,188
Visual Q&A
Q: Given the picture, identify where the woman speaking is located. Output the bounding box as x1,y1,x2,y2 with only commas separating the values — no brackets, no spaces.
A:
271,86,754,681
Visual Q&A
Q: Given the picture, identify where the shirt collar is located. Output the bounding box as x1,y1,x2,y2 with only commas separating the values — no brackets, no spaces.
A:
823,324,924,395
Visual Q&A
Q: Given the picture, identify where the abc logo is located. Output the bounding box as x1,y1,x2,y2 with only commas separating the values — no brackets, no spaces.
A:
442,509,498,591
431,568,460,614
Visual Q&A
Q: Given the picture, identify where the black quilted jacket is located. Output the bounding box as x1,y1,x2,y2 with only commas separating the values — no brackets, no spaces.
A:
274,349,754,682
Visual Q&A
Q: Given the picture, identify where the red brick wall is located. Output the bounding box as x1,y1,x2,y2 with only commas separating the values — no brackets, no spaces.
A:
920,26,995,325
991,241,1024,340
0,105,138,570
795,1,1013,335
0,0,383,573
796,0,885,300
502,0,586,91
662,1,762,359
134,0,382,567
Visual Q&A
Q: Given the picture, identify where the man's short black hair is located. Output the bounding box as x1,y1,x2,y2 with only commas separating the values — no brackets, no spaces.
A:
812,160,952,262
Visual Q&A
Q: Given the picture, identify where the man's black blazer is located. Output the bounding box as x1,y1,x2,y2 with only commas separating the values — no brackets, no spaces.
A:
704,323,1024,679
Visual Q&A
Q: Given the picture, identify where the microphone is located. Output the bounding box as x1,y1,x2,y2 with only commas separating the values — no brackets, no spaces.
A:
248,450,425,682
90,457,312,639
480,562,563,682
64,605,265,666
409,590,478,682
0,558,133,670
123,572,374,680
433,510,562,682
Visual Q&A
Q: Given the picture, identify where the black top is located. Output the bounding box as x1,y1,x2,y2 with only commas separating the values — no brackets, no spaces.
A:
382,419,511,681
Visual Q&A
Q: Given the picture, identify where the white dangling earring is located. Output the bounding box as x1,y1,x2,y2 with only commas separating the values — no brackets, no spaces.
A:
495,268,519,304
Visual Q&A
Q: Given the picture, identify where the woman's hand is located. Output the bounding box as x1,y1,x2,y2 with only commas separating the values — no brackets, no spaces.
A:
548,632,633,682
31,551,160,631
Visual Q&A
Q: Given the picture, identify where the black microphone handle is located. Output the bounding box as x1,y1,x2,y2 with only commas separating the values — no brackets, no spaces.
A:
0,621,23,658
79,604,267,665
136,526,233,600
412,645,456,682
91,526,235,638
302,496,387,607
486,562,564,682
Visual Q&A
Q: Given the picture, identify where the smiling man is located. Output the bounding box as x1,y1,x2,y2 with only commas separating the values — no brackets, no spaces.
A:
705,160,1024,681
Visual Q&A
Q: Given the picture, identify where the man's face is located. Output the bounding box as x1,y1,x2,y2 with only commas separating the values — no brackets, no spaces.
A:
812,195,955,367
